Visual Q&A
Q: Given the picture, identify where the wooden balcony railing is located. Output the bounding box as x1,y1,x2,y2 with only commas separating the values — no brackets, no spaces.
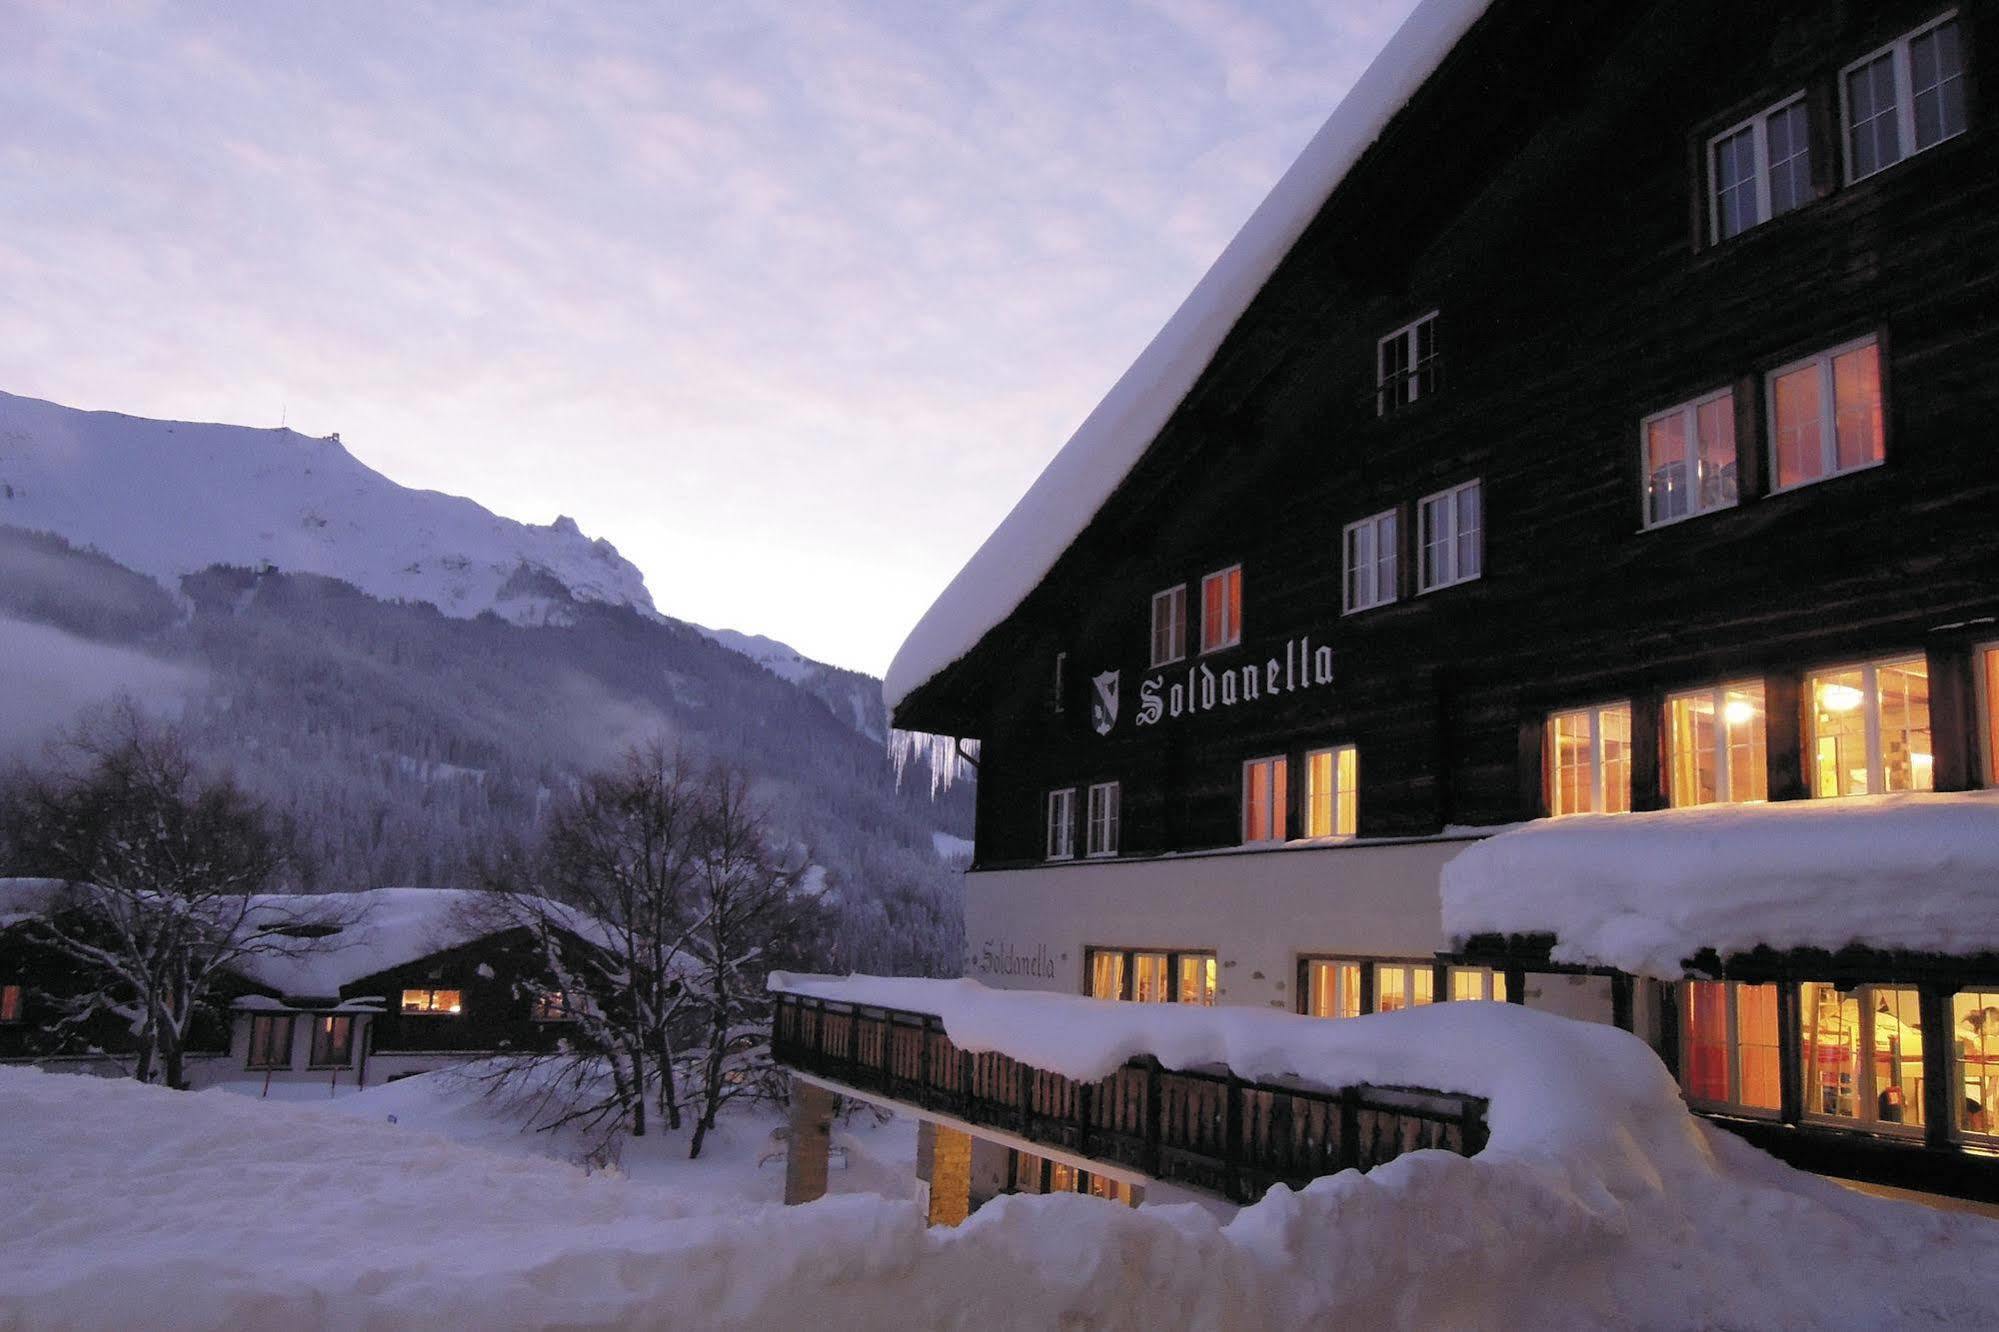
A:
771,990,1489,1206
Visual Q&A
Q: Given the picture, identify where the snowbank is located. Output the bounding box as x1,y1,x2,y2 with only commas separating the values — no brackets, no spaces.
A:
883,0,1494,712
1440,790,1999,979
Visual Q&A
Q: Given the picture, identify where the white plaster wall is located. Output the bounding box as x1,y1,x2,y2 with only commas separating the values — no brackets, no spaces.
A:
963,838,1480,1012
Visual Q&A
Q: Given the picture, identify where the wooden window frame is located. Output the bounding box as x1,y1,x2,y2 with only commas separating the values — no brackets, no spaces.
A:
1341,509,1399,613
1707,93,1811,242
1765,335,1886,493
1303,744,1358,838
1978,641,1999,787
1545,701,1635,816
1950,985,1999,1147
1416,479,1482,593
1045,787,1077,861
308,1014,355,1069
1840,12,1966,184
1680,980,1783,1119
1149,585,1187,668
1240,755,1288,844
1085,781,1121,858
1447,966,1509,1004
1376,310,1439,416
1199,565,1243,654
1806,654,1933,797
1640,387,1739,528
1300,957,1366,1018
246,1013,294,1069
1665,680,1769,808
1798,981,1928,1139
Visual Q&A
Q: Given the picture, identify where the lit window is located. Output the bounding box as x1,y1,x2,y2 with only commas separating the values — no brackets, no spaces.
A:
247,1013,293,1069
1052,651,1066,713
1801,982,1925,1130
1088,949,1124,1001
309,1014,354,1068
401,988,463,1016
1681,980,1781,1113
1241,755,1288,843
1045,788,1077,861
1768,337,1884,490
1709,95,1811,242
1305,960,1363,1018
1374,963,1435,1013
1177,954,1217,1007
1642,389,1737,526
1342,510,1399,612
531,991,579,1022
1304,745,1358,838
1085,948,1215,1005
1843,15,1966,183
1085,781,1120,857
1953,989,1999,1142
1377,312,1439,415
1667,682,1768,807
1980,644,1999,786
1417,480,1481,592
1448,967,1508,1003
1546,703,1633,815
1150,586,1187,667
1132,952,1170,1003
1200,566,1242,653
1809,656,1932,797
0,983,21,1024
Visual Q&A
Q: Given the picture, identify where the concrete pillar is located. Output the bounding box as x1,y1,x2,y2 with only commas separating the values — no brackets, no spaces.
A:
783,1078,839,1205
926,1125,973,1227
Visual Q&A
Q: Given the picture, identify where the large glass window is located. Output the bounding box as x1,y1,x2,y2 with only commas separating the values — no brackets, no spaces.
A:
1375,963,1435,1013
1085,782,1120,858
1342,510,1399,613
1642,389,1737,526
1045,788,1077,860
401,988,463,1016
1086,948,1215,1006
1304,745,1358,838
1242,756,1288,843
1681,981,1781,1113
1953,990,1999,1142
309,1015,354,1068
1377,311,1439,414
1809,656,1932,797
1200,566,1242,653
247,1013,293,1068
1801,982,1925,1130
1667,682,1768,807
1417,480,1482,592
1448,967,1508,1003
1844,15,1966,182
1769,337,1884,491
1709,95,1812,241
1150,586,1187,667
1305,960,1363,1018
1546,703,1633,816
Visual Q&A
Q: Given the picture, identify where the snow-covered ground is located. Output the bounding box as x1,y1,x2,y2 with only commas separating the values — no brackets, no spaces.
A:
9,996,1999,1329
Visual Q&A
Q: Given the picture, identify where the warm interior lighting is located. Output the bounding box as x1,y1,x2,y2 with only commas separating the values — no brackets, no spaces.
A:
1723,698,1758,726
1819,683,1865,712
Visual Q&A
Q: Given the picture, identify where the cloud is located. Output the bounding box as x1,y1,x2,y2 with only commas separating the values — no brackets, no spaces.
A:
0,617,203,763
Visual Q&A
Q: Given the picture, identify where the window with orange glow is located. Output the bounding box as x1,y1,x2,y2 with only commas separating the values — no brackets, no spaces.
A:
1980,644,1999,786
0,983,23,1024
1085,948,1215,1006
1448,967,1507,1003
1374,963,1435,1013
1305,960,1363,1019
1177,954,1217,1007
1546,703,1633,815
1304,745,1357,838
1681,981,1779,1113
1242,755,1288,843
1200,566,1242,653
1769,338,1884,490
1642,389,1737,526
1667,682,1768,807
1809,656,1931,797
1801,982,1924,1129
531,991,579,1022
1953,990,1999,1142
309,1015,354,1068
401,988,463,1016
1088,949,1124,1002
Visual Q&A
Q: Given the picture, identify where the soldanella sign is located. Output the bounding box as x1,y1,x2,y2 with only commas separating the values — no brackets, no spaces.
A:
1090,635,1335,737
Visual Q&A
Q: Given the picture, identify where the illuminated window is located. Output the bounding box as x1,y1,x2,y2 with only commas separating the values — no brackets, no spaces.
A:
1667,682,1768,807
1304,746,1358,838
1377,311,1439,415
1342,510,1398,613
1768,337,1884,490
1642,389,1737,526
1084,948,1215,1005
1242,755,1288,843
309,1014,354,1068
1045,788,1077,861
1177,954,1217,1007
1448,967,1508,1004
1085,782,1120,857
1200,566,1242,653
1305,960,1363,1018
531,991,578,1022
1800,982,1925,1130
401,988,463,1016
1132,952,1170,1003
0,983,23,1023
1843,14,1965,183
1953,990,1999,1142
1375,963,1435,1013
1546,702,1633,815
1709,95,1811,242
1088,949,1124,1002
247,1013,293,1068
1681,981,1781,1113
1979,644,1998,785
1417,480,1481,592
1809,656,1932,797
1150,586,1187,667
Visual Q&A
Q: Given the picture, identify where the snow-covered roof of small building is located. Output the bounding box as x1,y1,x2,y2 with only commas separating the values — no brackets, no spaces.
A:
1440,791,1999,980
883,0,1495,714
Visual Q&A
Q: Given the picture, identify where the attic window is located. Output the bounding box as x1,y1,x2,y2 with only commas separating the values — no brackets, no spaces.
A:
1377,312,1439,415
402,987,463,1016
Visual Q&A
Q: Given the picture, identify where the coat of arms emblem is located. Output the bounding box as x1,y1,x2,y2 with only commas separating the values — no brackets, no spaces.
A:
1090,669,1120,736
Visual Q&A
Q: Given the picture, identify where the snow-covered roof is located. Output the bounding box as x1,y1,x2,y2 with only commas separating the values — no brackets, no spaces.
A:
0,878,65,929
883,0,1495,714
1440,791,1999,980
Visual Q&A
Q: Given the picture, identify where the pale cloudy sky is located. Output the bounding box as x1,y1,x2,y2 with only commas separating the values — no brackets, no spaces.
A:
0,0,1417,675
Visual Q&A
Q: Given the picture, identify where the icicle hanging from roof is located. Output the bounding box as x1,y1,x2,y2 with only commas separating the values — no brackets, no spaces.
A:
887,729,978,798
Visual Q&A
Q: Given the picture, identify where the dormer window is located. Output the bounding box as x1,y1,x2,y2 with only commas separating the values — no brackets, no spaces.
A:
1377,312,1439,415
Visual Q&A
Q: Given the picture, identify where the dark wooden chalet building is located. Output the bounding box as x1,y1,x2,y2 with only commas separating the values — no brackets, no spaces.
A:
884,0,1999,1199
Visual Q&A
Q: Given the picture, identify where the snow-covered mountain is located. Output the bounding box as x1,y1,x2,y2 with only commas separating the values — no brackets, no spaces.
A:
0,390,656,626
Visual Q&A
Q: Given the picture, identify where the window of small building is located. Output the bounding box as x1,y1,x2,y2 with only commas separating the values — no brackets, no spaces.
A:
1952,989,1999,1142
1708,95,1811,242
1241,755,1288,843
1808,656,1932,797
1045,788,1077,861
1150,586,1187,667
1303,745,1358,838
1342,510,1399,613
1374,962,1435,1013
309,1015,354,1068
402,988,463,1016
1978,643,1999,786
247,1013,293,1069
1305,960,1364,1018
1800,982,1925,1131
1843,14,1966,183
0,983,23,1023
1199,565,1243,653
1642,388,1737,527
1448,967,1508,1003
1085,948,1216,1006
1768,337,1884,491
1085,781,1120,858
1681,980,1781,1114
1417,480,1481,593
531,990,579,1022
1545,703,1633,816
1377,312,1439,415
1667,681,1769,807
